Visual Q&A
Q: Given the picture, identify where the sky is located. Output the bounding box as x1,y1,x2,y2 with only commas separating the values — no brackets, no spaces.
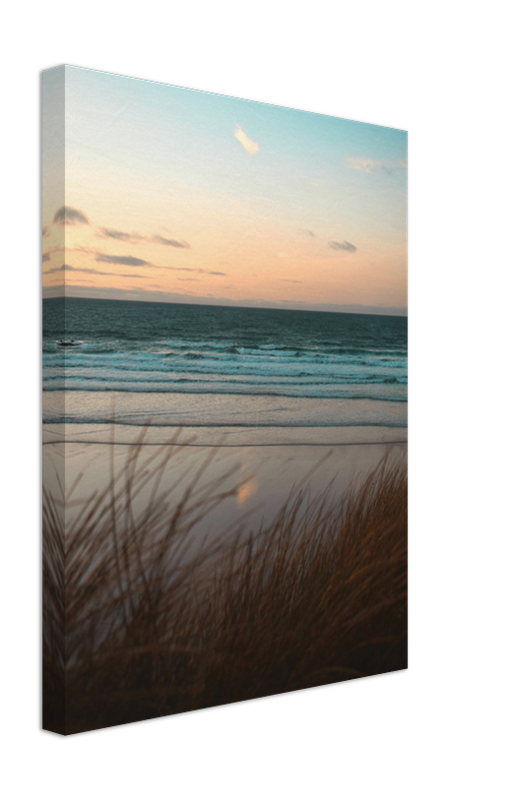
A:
42,66,407,315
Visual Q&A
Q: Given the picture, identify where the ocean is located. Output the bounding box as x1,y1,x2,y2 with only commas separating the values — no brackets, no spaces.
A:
43,297,407,445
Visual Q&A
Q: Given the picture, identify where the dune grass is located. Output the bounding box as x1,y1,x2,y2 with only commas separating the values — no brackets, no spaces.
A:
43,439,407,735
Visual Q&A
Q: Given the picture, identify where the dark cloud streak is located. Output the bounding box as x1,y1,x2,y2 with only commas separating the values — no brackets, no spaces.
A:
44,264,145,278
53,206,89,226
99,228,143,243
98,230,191,249
152,235,190,249
96,253,150,267
170,267,226,276
329,240,357,253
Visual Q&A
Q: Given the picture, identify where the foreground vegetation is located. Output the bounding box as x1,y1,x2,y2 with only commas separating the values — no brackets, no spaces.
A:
43,440,407,735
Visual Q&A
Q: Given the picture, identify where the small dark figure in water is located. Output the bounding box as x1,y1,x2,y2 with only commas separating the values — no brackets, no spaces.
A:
58,340,76,347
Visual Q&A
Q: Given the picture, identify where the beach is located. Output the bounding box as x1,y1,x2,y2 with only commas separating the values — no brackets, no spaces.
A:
43,297,408,531
44,436,407,539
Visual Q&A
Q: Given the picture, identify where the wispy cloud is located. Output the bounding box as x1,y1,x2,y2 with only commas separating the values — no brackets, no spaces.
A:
96,254,150,267
152,235,190,249
329,240,357,253
45,264,87,274
99,228,143,243
346,156,407,174
346,157,382,173
45,263,145,278
96,252,225,276
168,266,226,276
99,229,191,248
300,229,315,237
53,206,90,226
42,226,49,238
46,241,225,276
65,245,95,255
234,124,259,155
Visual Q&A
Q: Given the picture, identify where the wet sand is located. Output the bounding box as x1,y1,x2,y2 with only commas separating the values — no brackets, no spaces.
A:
43,436,407,539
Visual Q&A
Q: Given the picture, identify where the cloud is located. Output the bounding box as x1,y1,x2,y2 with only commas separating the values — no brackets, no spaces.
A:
152,235,190,249
300,229,315,237
41,245,63,262
53,206,89,226
44,263,145,278
346,156,407,174
45,263,74,273
96,253,150,267
167,266,226,276
65,245,95,255
329,240,357,253
234,124,259,155
94,253,225,276
282,279,302,283
48,255,227,278
99,228,143,243
42,226,49,238
98,230,191,248
346,157,382,173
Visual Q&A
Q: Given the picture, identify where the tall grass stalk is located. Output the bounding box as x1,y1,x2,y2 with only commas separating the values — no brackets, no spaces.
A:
43,440,407,735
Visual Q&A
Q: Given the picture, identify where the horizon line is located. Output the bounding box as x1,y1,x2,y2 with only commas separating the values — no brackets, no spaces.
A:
43,289,407,318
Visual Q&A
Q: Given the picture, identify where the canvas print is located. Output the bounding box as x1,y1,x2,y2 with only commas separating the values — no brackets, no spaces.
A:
42,66,408,735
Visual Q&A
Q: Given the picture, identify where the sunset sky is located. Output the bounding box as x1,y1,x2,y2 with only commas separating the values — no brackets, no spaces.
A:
42,66,407,314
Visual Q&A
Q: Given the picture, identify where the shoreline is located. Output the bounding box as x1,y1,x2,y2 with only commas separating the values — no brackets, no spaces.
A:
43,423,407,447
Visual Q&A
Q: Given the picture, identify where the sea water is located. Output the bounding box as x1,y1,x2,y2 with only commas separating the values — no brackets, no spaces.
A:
43,298,407,444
